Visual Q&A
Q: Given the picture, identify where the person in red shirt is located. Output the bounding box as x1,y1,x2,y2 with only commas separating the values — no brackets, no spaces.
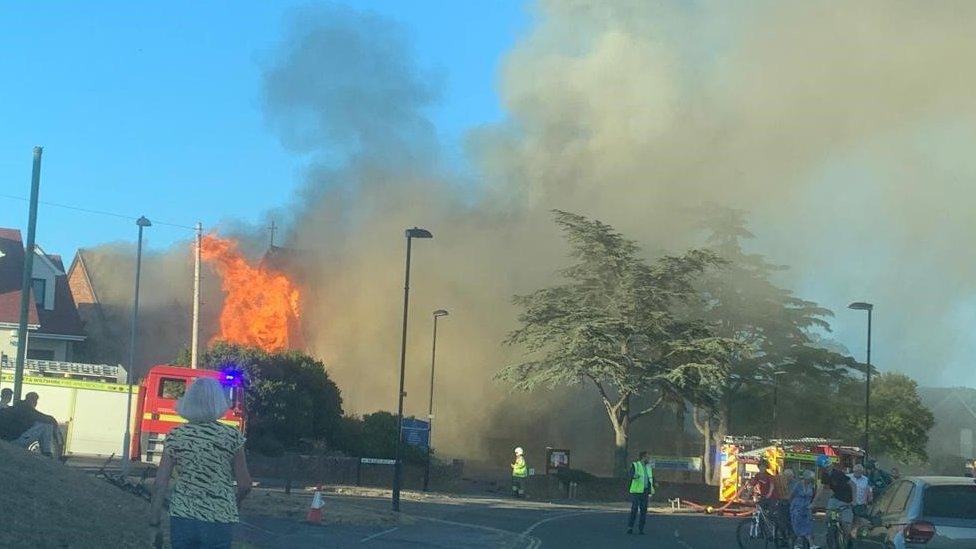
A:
749,458,791,538
750,458,777,502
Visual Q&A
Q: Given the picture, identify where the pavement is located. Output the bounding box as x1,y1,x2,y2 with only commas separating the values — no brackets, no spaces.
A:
235,492,752,549
64,458,796,548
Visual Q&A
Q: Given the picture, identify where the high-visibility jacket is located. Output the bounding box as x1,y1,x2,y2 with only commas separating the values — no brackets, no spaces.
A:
512,456,528,478
629,461,653,494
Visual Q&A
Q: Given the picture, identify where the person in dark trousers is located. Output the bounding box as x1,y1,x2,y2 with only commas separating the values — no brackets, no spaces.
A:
511,447,528,498
0,392,58,456
626,451,654,535
821,459,855,543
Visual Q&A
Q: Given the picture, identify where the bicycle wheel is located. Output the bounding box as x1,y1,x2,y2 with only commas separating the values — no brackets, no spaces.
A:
737,518,768,549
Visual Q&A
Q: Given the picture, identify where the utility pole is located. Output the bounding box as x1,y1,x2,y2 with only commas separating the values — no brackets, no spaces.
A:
269,220,277,248
14,147,43,401
191,222,202,369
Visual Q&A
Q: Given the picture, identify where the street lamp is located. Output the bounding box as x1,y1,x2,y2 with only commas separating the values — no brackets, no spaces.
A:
423,309,449,492
122,216,151,474
772,370,787,439
392,227,433,512
848,301,874,459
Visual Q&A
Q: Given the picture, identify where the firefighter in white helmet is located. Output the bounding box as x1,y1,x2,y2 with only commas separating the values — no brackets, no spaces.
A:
511,447,528,498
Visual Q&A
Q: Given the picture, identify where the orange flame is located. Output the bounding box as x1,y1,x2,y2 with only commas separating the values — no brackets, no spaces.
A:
200,234,301,352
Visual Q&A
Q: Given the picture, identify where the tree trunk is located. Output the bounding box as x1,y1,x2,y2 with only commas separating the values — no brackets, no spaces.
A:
701,412,713,485
674,406,685,456
607,395,631,477
708,407,729,486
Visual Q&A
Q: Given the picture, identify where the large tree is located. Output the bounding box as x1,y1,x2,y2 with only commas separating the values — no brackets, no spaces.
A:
498,211,736,475
182,343,345,455
692,207,856,483
841,372,934,464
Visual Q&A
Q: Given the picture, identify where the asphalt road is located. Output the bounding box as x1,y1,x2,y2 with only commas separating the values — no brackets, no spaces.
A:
250,493,747,549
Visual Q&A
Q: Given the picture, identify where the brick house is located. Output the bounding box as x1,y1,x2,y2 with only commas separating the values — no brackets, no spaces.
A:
0,228,86,364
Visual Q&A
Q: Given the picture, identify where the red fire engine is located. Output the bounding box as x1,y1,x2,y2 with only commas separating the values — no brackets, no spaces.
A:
131,365,245,463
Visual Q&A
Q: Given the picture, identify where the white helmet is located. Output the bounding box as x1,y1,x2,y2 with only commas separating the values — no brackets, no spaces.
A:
514,447,524,455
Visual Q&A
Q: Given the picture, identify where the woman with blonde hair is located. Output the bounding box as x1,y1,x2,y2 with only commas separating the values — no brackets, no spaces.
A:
150,377,251,548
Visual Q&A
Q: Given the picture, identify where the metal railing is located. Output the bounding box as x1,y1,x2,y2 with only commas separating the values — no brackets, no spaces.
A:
0,355,126,383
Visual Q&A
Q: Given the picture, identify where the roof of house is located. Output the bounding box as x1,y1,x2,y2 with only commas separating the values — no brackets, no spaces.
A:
0,228,39,327
67,250,101,306
0,228,84,337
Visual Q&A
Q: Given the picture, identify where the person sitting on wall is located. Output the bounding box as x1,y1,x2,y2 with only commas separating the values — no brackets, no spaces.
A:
0,392,58,457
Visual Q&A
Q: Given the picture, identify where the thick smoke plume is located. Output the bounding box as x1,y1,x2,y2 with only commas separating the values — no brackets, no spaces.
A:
72,242,222,378
263,1,976,466
81,1,976,471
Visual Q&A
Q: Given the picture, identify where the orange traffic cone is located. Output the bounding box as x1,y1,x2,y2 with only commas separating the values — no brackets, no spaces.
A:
306,487,325,524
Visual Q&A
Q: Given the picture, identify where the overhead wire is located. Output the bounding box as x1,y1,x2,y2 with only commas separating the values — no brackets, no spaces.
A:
0,192,196,231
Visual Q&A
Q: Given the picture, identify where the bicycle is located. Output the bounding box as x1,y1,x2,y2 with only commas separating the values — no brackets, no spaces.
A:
737,499,791,549
824,503,852,549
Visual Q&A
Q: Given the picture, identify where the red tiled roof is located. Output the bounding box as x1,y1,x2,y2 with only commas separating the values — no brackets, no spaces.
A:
0,228,83,337
0,228,39,326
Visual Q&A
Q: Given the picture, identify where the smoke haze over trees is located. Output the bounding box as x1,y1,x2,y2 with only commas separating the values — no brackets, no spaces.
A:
75,1,970,472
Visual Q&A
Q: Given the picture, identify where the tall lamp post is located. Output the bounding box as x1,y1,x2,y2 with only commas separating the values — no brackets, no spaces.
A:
423,309,449,492
122,216,151,474
848,301,873,459
772,370,787,439
392,227,433,511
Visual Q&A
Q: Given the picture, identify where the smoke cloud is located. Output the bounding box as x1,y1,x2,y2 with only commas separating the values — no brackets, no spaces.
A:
260,1,976,467
79,1,976,471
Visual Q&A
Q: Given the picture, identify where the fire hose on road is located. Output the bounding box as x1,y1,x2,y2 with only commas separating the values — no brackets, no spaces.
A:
666,486,755,517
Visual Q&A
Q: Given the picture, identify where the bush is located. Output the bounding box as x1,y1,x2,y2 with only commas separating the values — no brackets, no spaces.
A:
337,411,428,464
192,343,344,454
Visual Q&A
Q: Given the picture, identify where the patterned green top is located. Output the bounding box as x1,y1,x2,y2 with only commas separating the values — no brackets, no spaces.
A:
165,422,246,523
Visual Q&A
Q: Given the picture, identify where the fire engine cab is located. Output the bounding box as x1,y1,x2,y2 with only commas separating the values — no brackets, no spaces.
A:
132,365,245,463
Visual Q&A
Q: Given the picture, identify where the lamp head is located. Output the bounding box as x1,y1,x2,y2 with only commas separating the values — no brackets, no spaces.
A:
136,216,152,228
433,309,449,318
405,227,432,239
848,302,873,311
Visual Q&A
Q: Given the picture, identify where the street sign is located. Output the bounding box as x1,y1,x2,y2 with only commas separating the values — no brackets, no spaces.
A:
401,418,430,449
650,456,703,471
360,457,396,465
545,447,571,474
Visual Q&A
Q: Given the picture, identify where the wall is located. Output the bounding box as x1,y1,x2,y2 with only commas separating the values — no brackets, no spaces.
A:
30,253,58,312
0,328,69,364
24,335,68,361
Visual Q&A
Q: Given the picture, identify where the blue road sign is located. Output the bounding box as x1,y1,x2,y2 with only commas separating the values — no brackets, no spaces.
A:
401,418,430,449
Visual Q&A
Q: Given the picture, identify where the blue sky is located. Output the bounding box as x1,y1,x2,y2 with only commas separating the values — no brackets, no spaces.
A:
0,1,527,257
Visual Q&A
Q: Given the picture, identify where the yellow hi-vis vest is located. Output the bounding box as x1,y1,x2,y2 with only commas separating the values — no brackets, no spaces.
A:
629,461,653,494
512,456,528,477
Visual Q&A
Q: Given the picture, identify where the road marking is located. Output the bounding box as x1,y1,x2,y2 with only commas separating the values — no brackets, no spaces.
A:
360,527,399,543
673,528,694,549
521,510,606,536
238,519,277,536
409,513,544,548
